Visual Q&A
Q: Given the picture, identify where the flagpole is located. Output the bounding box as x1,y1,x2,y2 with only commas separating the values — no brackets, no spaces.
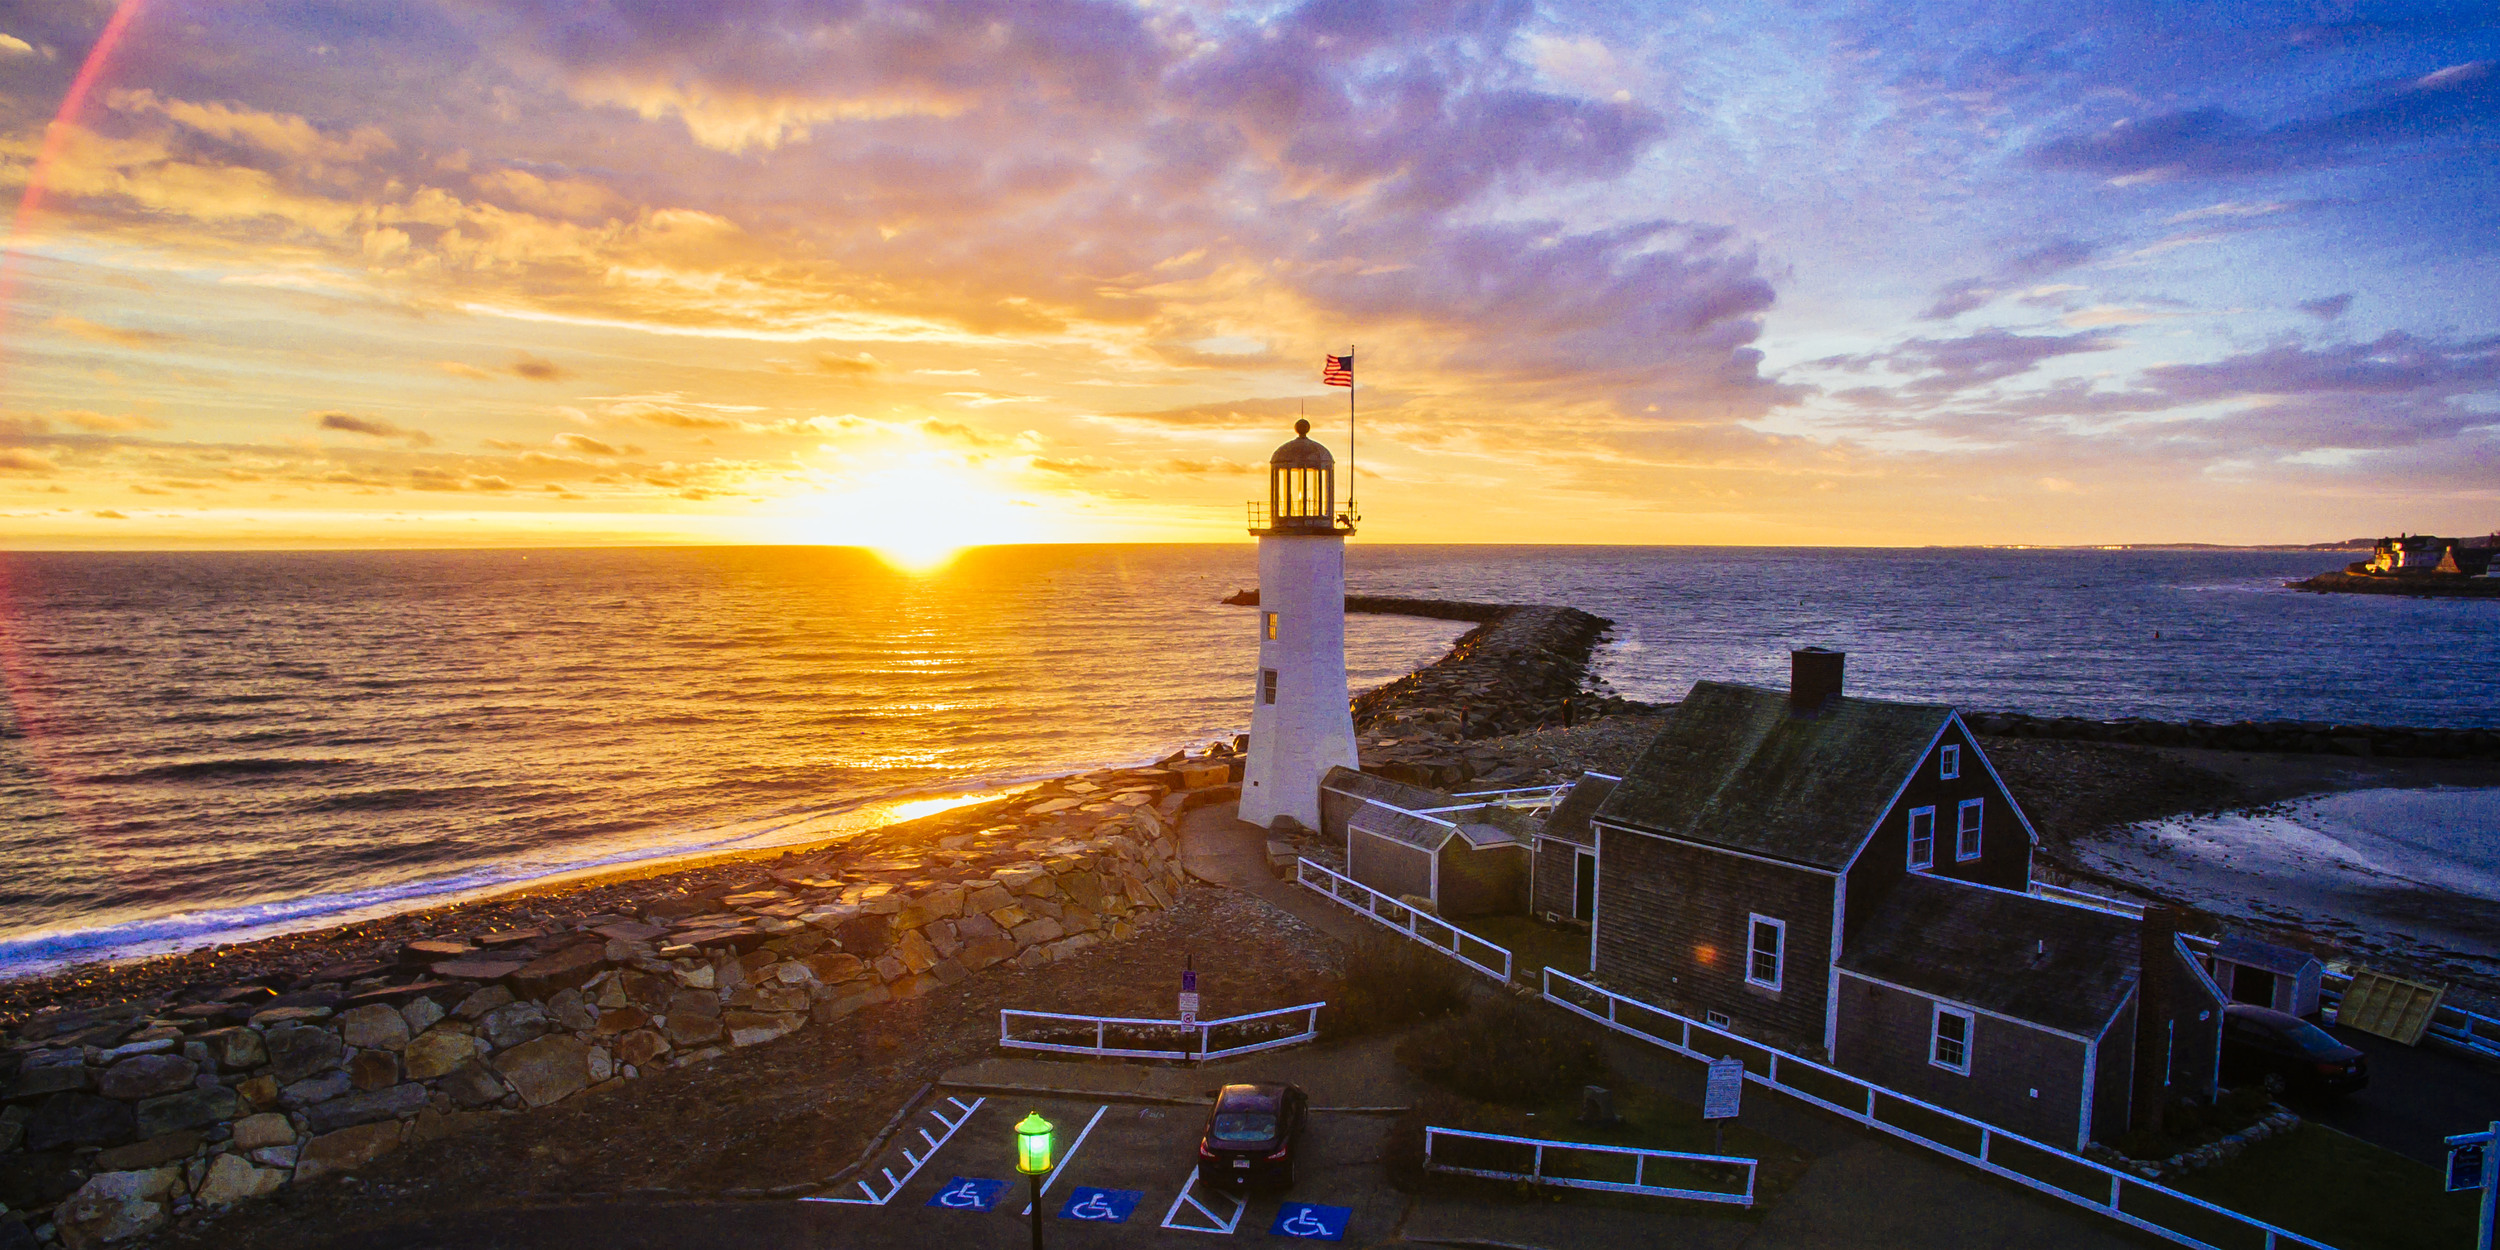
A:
1346,343,1356,521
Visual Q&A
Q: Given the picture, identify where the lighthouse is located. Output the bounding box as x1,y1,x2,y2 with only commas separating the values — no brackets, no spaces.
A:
1239,419,1358,831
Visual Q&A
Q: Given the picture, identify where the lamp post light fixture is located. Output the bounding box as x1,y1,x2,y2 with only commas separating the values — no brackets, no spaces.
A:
1015,1111,1055,1250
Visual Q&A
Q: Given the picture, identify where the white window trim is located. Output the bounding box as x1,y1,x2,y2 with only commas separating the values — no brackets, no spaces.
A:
1907,806,1937,871
1930,1003,1974,1075
1260,668,1278,705
1940,744,1961,780
1744,914,1785,992
1955,798,1984,862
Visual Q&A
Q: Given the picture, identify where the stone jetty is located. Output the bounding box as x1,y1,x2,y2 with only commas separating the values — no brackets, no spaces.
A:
1220,591,1627,790
0,763,1230,1247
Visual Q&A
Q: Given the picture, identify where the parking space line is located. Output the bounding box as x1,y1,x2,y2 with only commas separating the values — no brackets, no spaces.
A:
1158,1170,1246,1235
804,1094,986,1205
1019,1103,1110,1216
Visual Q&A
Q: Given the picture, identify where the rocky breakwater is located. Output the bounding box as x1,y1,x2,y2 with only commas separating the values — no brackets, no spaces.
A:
1220,591,1624,791
1969,710,2500,760
0,764,1222,1249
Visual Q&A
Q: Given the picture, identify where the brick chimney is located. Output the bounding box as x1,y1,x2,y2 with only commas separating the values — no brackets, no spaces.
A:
2130,904,2189,1134
1790,647,1845,716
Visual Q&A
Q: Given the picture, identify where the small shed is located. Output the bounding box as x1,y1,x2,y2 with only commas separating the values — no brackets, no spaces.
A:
1320,766,1455,842
2208,936,2324,1018
1531,773,1616,923
1344,799,1532,918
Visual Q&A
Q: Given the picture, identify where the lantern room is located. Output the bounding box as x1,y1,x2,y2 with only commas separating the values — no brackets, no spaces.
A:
1251,419,1353,535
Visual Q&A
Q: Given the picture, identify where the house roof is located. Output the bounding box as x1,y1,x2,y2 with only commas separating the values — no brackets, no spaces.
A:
1593,681,1952,869
1538,774,1618,848
1838,875,2141,1037
1347,801,1456,852
2213,935,2320,975
1322,766,1456,814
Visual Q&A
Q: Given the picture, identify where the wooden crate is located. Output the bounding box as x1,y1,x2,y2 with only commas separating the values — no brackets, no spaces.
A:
2337,967,2445,1045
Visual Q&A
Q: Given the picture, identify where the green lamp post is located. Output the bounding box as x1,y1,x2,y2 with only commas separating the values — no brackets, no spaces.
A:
1015,1111,1054,1250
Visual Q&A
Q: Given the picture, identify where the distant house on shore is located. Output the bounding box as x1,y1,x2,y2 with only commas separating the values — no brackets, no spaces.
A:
2365,533,2494,575
1579,648,2225,1150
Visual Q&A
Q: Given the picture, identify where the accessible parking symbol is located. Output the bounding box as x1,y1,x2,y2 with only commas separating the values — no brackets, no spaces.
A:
925,1177,1009,1213
1271,1202,1351,1240
1058,1187,1144,1223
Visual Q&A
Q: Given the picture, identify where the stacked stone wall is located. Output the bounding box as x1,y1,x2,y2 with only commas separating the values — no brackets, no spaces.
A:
0,773,1212,1248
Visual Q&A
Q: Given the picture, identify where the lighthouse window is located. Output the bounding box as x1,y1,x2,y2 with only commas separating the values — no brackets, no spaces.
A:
1261,669,1278,704
1264,612,1279,641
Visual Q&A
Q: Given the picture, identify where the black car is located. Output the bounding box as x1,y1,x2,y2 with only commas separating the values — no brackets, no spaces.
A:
2220,1004,2368,1095
1196,1082,1307,1190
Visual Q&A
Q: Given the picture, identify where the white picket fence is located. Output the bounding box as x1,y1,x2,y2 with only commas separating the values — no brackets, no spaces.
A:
997,1002,1322,1061
1538,968,2340,1250
1294,858,1513,981
1424,1126,1757,1205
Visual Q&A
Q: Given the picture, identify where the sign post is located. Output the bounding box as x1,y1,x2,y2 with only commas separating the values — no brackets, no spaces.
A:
1179,961,1199,1028
2448,1121,2498,1250
1703,1056,1744,1155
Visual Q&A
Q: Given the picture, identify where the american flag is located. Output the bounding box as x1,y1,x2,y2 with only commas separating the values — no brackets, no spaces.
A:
1322,353,1353,387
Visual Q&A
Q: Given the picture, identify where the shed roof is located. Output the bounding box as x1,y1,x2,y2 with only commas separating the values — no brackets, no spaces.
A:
2213,935,2320,975
1323,766,1456,814
1594,681,1951,869
1839,876,2140,1037
1538,774,1618,849
1347,801,1456,852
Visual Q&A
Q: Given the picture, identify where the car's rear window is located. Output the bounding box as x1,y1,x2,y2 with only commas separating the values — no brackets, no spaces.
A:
2282,1020,2348,1057
1210,1112,1278,1143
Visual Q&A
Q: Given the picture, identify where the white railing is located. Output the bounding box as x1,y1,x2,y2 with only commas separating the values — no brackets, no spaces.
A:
805,1094,984,1205
1294,858,1513,982
1436,784,1571,817
998,1002,1322,1062
2029,881,2146,918
1424,1126,1756,1205
1538,968,2340,1250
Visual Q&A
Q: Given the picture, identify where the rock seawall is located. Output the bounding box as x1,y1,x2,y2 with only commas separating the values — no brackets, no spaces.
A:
0,768,1222,1248
1968,710,2500,760
2286,571,2500,598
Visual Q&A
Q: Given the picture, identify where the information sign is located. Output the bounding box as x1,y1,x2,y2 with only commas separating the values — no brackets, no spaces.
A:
2454,1140,2489,1194
1703,1056,1745,1121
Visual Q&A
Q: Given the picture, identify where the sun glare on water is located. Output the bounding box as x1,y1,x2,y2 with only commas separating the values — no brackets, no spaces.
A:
788,462,1041,571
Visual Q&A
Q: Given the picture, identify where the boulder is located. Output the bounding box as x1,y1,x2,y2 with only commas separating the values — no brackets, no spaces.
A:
279,1071,353,1110
1009,917,1066,948
193,1152,285,1206
430,956,528,984
134,1085,237,1138
0,1150,86,1211
494,1036,588,1107
437,1064,508,1109
401,1028,481,1081
51,1167,178,1249
336,1004,410,1051
723,1012,800,1048
193,1027,267,1071
9,1051,91,1100
511,945,609,1000
956,937,1016,971
304,1083,427,1134
545,987,597,1032
400,995,448,1035
810,983,888,1023
663,1010,722,1047
964,883,1014,914
348,1048,401,1091
479,1000,551,1051
263,1024,344,1084
96,1055,196,1102
452,985,515,1020
891,930,941,974
26,1093,136,1151
804,952,865,983
621,971,676,1012
234,1075,279,1110
229,1112,295,1151
294,1121,403,1183
612,1029,670,1069
91,1131,199,1172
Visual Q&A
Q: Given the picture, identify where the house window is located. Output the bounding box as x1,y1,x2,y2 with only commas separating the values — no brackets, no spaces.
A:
1940,744,1960,780
1907,806,1936,870
1745,915,1784,991
1261,669,1278,704
1931,1004,1973,1074
1955,798,1984,862
1264,612,1279,641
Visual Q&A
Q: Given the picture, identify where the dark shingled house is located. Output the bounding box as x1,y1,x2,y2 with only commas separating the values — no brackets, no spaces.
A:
1531,773,1616,923
1586,649,2222,1148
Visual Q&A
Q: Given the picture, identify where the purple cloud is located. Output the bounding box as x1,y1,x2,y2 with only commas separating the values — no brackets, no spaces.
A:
2030,61,2498,179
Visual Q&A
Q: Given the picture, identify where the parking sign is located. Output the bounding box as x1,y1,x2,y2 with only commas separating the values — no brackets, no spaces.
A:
1270,1202,1351,1240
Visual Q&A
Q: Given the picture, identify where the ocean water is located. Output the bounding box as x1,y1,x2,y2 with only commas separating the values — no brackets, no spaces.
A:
1,544,2491,975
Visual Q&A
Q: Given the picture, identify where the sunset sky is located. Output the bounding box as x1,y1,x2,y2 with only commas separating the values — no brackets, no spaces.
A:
0,0,2493,549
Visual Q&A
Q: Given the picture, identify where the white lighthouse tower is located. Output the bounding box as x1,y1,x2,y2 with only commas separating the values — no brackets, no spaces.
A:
1239,419,1358,831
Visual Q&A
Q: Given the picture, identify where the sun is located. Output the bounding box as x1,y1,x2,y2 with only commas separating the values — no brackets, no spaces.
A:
784,460,1042,569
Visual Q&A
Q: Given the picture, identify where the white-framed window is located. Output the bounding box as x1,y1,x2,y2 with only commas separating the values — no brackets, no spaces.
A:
1931,1003,1973,1074
1704,1009,1732,1029
1955,798,1984,862
1745,914,1785,991
1940,744,1961,780
1263,612,1279,641
1261,669,1278,704
1907,806,1937,870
